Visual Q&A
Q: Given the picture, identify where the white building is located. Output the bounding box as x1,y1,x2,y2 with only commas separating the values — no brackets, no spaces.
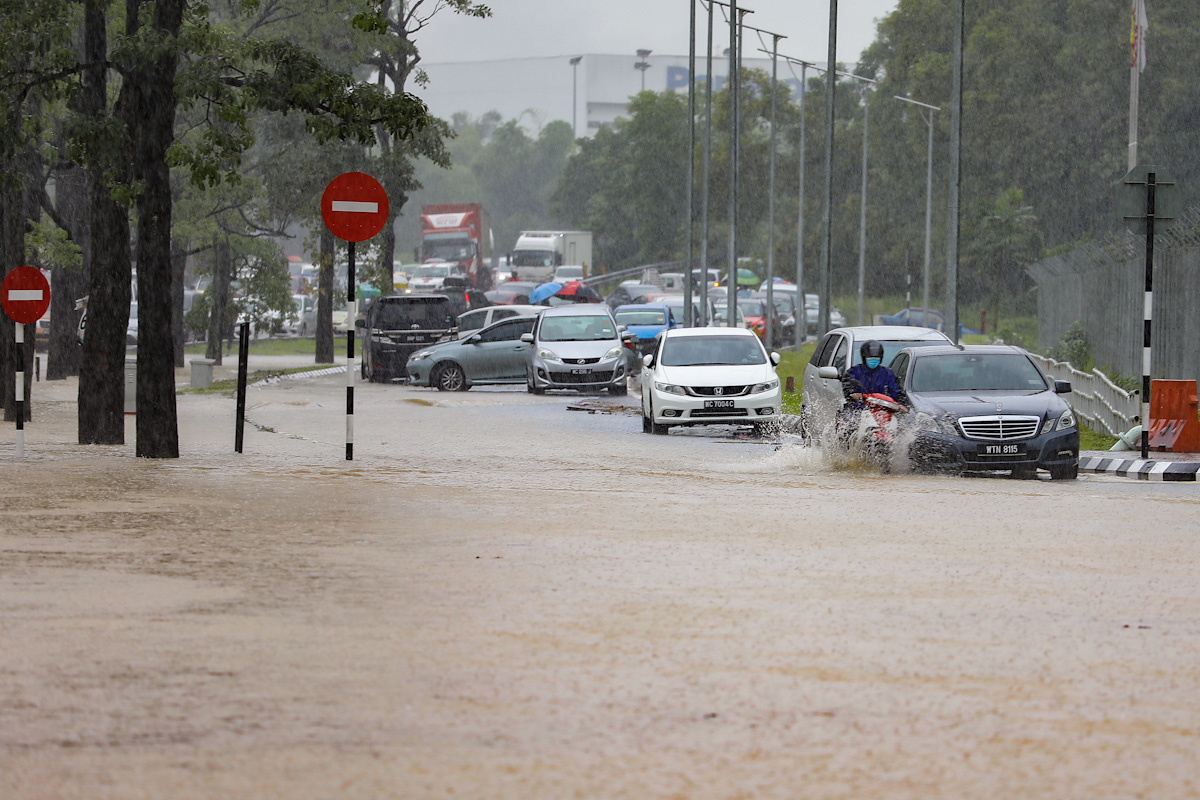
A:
415,53,818,137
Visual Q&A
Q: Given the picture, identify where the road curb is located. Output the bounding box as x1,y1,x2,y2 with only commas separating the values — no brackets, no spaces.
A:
1079,454,1200,481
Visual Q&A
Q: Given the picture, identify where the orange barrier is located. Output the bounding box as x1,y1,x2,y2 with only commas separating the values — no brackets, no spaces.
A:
1148,379,1200,452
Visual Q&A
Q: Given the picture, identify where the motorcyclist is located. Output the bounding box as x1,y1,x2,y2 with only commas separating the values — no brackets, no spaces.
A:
841,339,909,415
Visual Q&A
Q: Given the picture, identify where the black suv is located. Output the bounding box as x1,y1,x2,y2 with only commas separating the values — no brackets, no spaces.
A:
359,295,456,383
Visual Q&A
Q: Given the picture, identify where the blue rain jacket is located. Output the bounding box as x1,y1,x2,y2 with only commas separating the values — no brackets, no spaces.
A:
841,364,907,408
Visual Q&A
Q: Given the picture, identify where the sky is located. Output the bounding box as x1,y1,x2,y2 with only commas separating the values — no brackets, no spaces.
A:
416,0,901,67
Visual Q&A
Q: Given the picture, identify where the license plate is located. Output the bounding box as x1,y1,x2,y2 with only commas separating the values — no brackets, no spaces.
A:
982,443,1025,456
405,335,422,342
704,399,736,409
571,368,591,375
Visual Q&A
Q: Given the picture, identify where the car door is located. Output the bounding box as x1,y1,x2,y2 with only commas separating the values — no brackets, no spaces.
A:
466,318,534,381
805,331,849,432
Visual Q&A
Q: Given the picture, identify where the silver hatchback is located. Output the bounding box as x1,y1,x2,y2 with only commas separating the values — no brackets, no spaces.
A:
522,306,630,396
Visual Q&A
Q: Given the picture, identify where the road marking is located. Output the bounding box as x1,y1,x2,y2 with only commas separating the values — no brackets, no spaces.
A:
331,201,378,214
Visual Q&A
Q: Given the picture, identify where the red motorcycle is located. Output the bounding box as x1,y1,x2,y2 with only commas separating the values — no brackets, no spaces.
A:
846,392,904,470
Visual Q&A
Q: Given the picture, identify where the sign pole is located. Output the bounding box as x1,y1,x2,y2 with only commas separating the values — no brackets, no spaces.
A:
235,321,249,453
14,322,24,457
1141,172,1155,460
347,240,356,461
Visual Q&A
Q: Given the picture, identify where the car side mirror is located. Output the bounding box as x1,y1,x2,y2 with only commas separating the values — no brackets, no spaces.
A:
621,331,636,341
818,366,839,380
1054,380,1072,394
467,335,482,344
770,351,781,366
642,353,654,368
520,333,533,343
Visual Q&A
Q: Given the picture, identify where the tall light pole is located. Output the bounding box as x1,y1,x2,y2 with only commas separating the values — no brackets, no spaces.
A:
855,78,872,327
569,56,582,138
894,95,939,328
635,49,652,92
685,4,696,327
764,32,785,350
819,0,838,336
946,0,964,341
699,0,715,326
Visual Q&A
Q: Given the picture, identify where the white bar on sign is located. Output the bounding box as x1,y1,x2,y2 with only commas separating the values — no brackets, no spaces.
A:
331,201,378,214
7,289,43,301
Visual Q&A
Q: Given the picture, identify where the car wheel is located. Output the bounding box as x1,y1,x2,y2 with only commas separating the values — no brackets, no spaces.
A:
642,410,652,433
609,379,628,396
1049,463,1078,481
648,399,668,435
434,362,468,392
527,374,545,395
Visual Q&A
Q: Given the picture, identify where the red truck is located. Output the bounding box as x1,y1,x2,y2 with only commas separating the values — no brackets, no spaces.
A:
418,203,493,290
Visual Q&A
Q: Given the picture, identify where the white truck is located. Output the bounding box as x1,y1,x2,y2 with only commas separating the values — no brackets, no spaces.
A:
509,231,593,284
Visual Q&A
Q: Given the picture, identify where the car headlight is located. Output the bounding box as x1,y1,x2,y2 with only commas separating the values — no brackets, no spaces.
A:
654,382,686,396
914,411,956,436
1056,409,1077,431
750,379,779,394
537,347,561,362
604,345,624,360
409,349,434,361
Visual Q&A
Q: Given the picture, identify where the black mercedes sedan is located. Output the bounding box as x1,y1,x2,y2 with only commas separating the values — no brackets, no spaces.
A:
890,345,1080,480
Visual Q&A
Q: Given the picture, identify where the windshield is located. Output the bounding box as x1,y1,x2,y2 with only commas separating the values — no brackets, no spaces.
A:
615,309,667,327
538,315,617,342
415,265,450,278
512,249,555,268
374,300,453,330
661,334,766,366
909,353,1048,393
737,300,766,316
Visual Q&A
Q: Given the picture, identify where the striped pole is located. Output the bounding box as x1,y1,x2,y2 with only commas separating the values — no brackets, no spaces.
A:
346,240,356,461
14,322,24,457
1140,171,1155,460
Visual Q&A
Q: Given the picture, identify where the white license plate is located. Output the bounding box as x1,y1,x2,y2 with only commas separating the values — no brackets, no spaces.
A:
571,368,591,375
982,443,1025,455
704,399,735,409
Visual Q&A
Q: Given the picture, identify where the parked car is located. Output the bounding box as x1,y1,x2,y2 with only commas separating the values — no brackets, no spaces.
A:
751,290,798,343
878,306,983,338
455,304,545,338
521,306,631,395
613,303,678,357
803,294,847,333
486,280,540,306
660,293,716,327
359,294,456,383
710,302,746,327
407,315,537,391
800,325,953,440
605,283,662,309
640,327,782,435
281,293,317,338
890,344,1080,479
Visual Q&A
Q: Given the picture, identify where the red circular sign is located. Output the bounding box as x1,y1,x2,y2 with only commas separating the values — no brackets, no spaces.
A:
1,266,51,325
321,172,390,242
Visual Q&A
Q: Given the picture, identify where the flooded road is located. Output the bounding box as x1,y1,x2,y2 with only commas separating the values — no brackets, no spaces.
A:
2,373,1199,798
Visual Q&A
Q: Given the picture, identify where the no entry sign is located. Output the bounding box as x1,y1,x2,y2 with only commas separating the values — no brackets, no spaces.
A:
321,172,389,242
1,266,51,325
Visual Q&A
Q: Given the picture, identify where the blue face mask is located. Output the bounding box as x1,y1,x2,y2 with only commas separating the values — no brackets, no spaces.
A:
865,357,882,369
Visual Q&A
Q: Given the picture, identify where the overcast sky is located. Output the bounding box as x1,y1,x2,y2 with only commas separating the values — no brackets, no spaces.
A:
416,0,900,67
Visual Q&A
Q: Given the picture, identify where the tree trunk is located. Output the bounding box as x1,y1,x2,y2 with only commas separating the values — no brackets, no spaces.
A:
77,0,131,445
171,237,187,367
205,235,232,364
47,164,88,380
315,227,335,363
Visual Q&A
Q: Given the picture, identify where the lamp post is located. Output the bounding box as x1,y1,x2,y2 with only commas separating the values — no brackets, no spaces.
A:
635,49,652,92
842,73,876,328
569,56,582,137
893,95,940,329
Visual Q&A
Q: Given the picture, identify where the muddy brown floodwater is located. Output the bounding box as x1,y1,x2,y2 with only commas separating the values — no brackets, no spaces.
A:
2,372,1199,799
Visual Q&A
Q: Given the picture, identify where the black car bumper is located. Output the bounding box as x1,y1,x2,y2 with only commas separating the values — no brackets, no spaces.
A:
909,428,1080,473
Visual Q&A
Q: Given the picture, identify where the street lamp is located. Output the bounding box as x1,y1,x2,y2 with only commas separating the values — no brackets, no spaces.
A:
842,73,877,328
569,56,582,137
634,49,652,92
893,95,940,329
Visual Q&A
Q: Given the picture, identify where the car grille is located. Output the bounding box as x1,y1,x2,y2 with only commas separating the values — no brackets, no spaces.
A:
690,408,749,418
687,385,749,397
562,357,600,365
548,370,614,385
957,415,1040,441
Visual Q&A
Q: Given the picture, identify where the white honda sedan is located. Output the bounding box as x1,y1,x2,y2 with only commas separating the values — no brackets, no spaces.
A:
640,327,782,435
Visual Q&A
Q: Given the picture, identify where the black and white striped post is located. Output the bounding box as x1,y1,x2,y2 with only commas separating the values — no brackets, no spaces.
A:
320,173,389,462
14,321,25,457
2,266,52,459
1140,172,1155,460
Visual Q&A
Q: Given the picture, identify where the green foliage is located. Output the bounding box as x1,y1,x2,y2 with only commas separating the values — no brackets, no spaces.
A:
26,216,81,272
1049,321,1093,371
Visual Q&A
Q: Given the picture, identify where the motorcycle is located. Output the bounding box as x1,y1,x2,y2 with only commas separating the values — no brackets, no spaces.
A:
843,392,904,471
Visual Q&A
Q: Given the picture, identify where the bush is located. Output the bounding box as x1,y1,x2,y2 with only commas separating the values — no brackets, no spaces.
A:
1049,321,1093,371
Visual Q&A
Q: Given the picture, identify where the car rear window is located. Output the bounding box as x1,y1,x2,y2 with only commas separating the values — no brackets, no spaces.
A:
615,309,667,326
374,299,453,330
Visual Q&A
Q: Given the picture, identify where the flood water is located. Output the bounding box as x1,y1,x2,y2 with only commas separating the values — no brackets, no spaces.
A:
2,372,1198,798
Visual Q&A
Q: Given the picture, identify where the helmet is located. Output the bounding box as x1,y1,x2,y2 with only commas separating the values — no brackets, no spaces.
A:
860,339,884,364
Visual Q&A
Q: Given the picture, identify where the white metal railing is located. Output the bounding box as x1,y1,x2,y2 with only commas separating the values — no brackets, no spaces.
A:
1029,354,1138,436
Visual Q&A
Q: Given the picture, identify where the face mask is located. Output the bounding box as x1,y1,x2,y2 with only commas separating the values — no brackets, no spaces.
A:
865,357,881,369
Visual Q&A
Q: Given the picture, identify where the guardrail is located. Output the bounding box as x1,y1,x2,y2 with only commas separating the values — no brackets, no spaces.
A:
1029,354,1138,436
